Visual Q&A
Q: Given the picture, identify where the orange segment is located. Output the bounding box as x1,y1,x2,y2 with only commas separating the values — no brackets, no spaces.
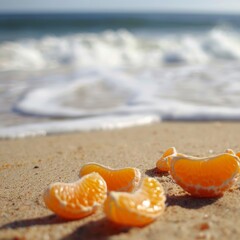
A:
104,177,166,227
170,153,240,197
43,172,107,219
156,147,177,172
79,163,141,192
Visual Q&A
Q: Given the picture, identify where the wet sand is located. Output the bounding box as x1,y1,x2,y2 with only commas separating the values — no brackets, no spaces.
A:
1,122,240,240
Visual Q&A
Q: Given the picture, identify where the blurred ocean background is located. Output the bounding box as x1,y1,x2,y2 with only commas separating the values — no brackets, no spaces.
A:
1,12,240,137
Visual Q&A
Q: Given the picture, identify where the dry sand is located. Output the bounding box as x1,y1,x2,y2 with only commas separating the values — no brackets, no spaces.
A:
1,122,240,240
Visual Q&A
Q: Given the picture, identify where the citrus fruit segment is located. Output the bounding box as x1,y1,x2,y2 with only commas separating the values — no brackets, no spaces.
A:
104,177,166,227
170,153,240,197
156,147,177,172
79,163,141,192
43,172,107,219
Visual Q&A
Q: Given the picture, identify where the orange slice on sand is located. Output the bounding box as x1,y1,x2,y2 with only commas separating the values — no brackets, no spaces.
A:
43,172,107,219
80,163,141,192
170,153,240,197
104,177,166,227
156,147,177,172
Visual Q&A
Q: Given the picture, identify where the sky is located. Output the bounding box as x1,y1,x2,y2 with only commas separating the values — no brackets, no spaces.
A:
0,0,240,13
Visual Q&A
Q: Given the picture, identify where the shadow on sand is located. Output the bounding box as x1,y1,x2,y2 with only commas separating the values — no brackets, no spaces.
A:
1,215,131,240
60,217,131,240
166,194,219,209
145,167,169,178
0,214,66,230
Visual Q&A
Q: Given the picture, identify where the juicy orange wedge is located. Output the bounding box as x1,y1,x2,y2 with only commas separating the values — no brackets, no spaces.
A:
79,163,141,192
156,147,177,172
104,177,166,227
43,172,107,219
170,153,240,197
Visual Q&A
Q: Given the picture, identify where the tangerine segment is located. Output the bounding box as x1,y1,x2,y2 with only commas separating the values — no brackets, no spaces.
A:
156,147,177,172
170,153,240,197
104,177,166,227
80,163,141,192
43,172,107,219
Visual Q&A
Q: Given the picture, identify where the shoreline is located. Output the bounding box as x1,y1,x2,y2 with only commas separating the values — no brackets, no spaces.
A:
1,122,240,240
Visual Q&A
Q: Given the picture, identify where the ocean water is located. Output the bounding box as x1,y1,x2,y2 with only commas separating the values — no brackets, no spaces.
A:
1,13,240,138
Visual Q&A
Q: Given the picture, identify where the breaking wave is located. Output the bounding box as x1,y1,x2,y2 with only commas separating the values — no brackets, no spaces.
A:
1,27,240,71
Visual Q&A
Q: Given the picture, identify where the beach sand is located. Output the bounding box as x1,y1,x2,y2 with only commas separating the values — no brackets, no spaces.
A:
1,122,240,240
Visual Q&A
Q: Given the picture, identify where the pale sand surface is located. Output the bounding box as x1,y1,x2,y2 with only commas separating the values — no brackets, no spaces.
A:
1,122,240,240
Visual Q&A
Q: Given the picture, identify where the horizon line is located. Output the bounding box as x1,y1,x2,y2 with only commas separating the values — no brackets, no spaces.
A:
0,10,240,15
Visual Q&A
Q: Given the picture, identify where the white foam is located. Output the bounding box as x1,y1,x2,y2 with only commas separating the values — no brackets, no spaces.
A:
15,69,140,117
14,63,240,120
0,114,160,139
1,27,240,71
2,27,240,138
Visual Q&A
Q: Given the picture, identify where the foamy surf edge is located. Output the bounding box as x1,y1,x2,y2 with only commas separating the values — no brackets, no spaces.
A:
0,115,160,139
1,27,240,72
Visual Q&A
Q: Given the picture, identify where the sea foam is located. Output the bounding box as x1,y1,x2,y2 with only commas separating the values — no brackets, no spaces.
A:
1,27,240,138
0,114,160,139
14,64,240,119
0,27,240,71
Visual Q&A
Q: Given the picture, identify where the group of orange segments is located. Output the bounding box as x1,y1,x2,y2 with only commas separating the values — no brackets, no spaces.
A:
43,147,240,227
